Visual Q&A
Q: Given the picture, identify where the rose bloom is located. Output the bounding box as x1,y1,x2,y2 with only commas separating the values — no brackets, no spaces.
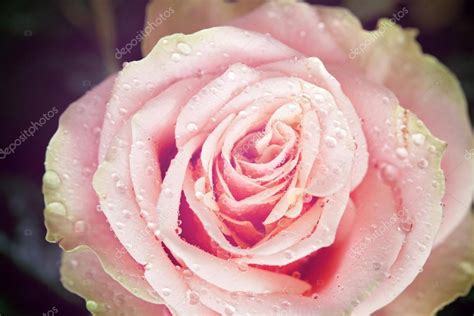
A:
43,1,473,315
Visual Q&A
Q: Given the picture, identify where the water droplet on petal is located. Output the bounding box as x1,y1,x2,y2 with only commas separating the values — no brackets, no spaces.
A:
116,181,127,194
163,187,173,198
335,128,347,140
43,171,61,189
238,262,248,272
154,230,161,238
171,53,181,62
187,290,200,305
224,304,236,316
177,42,192,55
74,220,86,233
292,271,301,279
227,71,236,80
122,209,132,219
145,263,153,271
183,269,193,279
86,300,98,312
46,202,67,216
161,288,171,296
411,133,426,146
186,122,198,132
398,218,413,233
417,158,429,169
372,262,382,270
324,136,337,148
395,147,408,159
379,163,399,183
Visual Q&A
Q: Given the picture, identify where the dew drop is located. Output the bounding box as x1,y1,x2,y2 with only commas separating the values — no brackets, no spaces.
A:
417,242,427,252
186,122,198,132
324,136,337,148
187,290,200,305
116,181,127,194
395,147,408,159
116,222,125,229
43,171,61,189
145,263,153,271
314,94,325,103
161,288,171,296
146,166,154,176
224,304,236,316
227,71,236,81
163,187,173,198
74,220,86,233
147,222,156,230
411,133,426,146
122,209,132,219
183,269,193,279
292,271,301,279
281,300,291,310
171,53,181,62
303,194,313,203
417,158,429,169
379,163,399,183
335,128,347,140
284,250,294,259
46,202,67,216
177,42,192,55
238,262,248,272
154,230,161,238
398,218,413,233
86,300,98,312
372,262,382,270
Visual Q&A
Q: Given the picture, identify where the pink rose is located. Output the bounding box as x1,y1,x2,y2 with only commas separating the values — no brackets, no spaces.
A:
44,1,473,315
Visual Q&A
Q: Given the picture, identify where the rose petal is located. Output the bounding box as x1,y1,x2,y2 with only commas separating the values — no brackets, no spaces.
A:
61,247,169,316
100,27,298,161
43,76,161,304
328,65,447,314
318,4,473,245
142,0,265,56
375,211,474,316
230,1,346,63
157,135,311,295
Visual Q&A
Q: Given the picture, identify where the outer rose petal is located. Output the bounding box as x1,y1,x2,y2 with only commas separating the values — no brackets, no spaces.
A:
61,247,170,316
375,211,474,316
141,0,265,56
325,64,447,314
316,5,474,245
43,76,161,304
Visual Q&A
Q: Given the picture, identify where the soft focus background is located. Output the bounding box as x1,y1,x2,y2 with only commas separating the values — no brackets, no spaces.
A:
0,0,473,315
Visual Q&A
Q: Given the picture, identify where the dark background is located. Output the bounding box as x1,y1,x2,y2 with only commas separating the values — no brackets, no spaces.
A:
0,0,473,315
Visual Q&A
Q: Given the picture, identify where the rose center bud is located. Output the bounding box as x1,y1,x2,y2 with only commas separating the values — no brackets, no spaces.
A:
182,80,353,258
